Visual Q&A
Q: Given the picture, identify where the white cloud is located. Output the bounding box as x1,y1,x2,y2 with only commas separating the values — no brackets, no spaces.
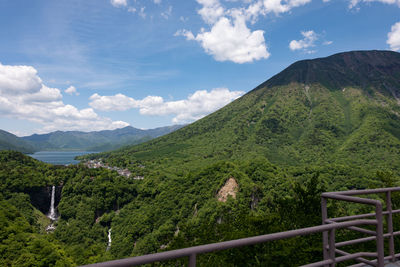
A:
110,0,127,7
89,93,140,111
139,7,146,18
323,40,333,45
89,88,244,124
349,0,400,8
255,0,312,15
25,85,63,103
176,10,270,63
110,0,162,19
197,0,225,24
161,6,173,19
180,16,189,22
0,64,42,94
349,0,358,7
174,29,195,40
289,30,318,52
176,0,313,63
65,86,79,96
387,22,400,51
194,15,270,63
192,0,270,63
0,62,129,133
128,7,137,13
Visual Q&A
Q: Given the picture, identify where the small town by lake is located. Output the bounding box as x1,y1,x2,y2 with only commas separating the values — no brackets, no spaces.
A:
29,151,96,165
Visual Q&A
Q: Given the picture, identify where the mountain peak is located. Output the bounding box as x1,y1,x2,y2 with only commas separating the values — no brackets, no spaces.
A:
95,50,400,171
258,50,400,93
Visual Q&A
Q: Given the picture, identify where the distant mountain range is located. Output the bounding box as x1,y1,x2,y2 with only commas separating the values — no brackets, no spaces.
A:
0,125,184,153
0,130,36,154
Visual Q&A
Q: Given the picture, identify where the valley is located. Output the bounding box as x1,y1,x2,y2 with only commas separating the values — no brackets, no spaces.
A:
1,50,400,266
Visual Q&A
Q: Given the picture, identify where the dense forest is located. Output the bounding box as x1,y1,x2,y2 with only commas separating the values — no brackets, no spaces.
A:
0,150,398,266
2,50,400,266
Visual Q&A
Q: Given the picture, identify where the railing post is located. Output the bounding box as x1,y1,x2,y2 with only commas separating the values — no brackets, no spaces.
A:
329,229,335,267
189,253,196,267
386,191,395,262
321,196,329,267
376,202,385,267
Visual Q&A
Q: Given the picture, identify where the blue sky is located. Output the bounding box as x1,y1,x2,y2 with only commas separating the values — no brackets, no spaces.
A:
0,0,399,136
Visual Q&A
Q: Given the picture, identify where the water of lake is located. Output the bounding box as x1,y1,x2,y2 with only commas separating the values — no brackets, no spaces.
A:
28,151,96,165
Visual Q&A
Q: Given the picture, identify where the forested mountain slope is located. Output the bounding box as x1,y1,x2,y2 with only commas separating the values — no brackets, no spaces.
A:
72,50,400,265
0,129,36,153
90,50,400,173
21,125,183,152
3,51,400,266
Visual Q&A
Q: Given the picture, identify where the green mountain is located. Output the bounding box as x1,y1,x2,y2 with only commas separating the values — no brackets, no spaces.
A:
92,50,400,173
3,50,400,267
65,50,400,265
0,129,36,153
21,125,183,152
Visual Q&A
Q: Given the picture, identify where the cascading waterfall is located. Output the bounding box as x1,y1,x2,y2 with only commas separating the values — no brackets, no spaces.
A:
107,228,112,251
45,185,58,232
47,185,58,221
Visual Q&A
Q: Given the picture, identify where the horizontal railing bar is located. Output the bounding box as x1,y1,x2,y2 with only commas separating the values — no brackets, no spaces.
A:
335,248,377,266
81,220,376,267
390,231,400,237
335,231,400,248
326,187,400,196
325,220,377,235
328,212,375,222
322,193,381,206
327,209,400,222
347,226,376,236
301,252,378,267
348,252,400,267
335,248,377,258
300,258,333,267
336,235,376,248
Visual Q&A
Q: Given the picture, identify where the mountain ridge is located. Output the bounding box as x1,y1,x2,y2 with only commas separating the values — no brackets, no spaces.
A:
0,125,183,153
22,125,184,151
259,50,400,92
0,130,36,153
88,50,400,172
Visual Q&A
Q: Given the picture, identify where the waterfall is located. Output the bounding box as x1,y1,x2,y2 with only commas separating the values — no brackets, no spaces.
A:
107,228,112,251
47,185,58,221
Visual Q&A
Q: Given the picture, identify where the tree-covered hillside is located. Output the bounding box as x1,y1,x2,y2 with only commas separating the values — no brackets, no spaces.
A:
0,151,139,266
76,50,400,264
87,50,400,174
2,51,400,266
2,150,395,266
0,129,35,154
21,125,183,152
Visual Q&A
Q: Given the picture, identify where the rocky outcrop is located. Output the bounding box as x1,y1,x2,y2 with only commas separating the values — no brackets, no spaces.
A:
217,177,238,202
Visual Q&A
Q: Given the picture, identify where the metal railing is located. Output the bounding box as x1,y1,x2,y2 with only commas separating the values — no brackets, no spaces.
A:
321,187,400,267
82,187,400,267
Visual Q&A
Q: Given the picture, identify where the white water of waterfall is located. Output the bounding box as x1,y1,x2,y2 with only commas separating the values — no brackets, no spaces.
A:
107,228,112,251
47,185,57,221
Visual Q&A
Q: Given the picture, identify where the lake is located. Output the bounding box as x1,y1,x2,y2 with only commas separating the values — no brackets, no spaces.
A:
28,151,96,165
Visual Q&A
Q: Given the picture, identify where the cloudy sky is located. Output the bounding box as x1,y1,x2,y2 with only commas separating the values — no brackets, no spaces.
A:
0,0,399,136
